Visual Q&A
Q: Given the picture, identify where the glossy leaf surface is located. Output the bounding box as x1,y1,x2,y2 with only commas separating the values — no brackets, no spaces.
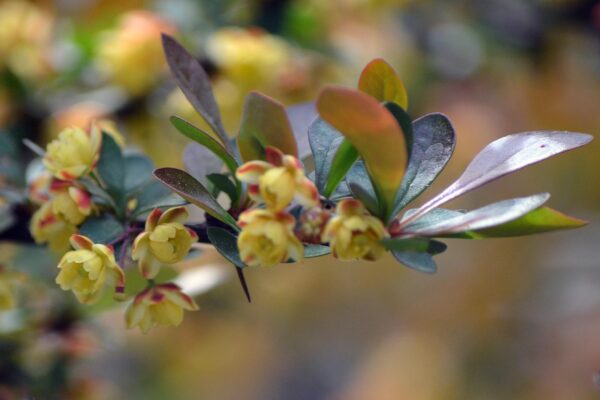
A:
402,131,592,226
238,91,297,161
153,168,238,229
404,193,551,236
392,112,455,216
443,206,587,238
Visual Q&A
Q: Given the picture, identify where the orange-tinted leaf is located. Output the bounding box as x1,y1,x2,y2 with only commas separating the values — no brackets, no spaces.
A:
237,92,298,161
358,59,408,109
316,86,408,218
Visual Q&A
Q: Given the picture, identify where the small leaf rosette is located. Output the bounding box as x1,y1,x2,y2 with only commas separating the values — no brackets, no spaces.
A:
56,235,125,304
236,146,318,211
237,209,303,267
322,199,389,261
132,207,198,279
125,283,198,334
43,125,102,180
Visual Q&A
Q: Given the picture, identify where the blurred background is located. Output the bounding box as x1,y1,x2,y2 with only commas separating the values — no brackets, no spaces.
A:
1,0,600,398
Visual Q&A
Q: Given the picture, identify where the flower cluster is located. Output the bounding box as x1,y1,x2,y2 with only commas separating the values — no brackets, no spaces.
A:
234,146,389,267
26,121,199,333
29,125,100,252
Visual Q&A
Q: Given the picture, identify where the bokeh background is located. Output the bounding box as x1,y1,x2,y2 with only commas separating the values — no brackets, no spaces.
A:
1,0,600,398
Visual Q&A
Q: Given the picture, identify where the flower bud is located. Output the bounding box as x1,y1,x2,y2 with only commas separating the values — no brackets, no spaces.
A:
237,208,303,267
322,199,388,261
56,235,125,304
125,283,198,333
43,125,102,180
296,207,331,244
236,147,318,211
132,207,198,279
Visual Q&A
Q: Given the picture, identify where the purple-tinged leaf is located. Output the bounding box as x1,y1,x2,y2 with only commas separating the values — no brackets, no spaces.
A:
237,91,298,161
287,101,317,161
403,193,551,237
153,168,238,230
443,206,587,239
161,34,231,152
400,131,592,227
392,112,455,216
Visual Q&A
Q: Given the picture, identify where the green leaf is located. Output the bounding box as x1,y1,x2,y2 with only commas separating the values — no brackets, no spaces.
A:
171,116,238,174
161,34,231,151
207,227,245,268
79,214,124,244
124,153,154,192
358,58,408,109
317,86,408,220
237,91,298,161
153,168,238,230
383,238,447,274
444,206,588,238
403,193,551,237
391,111,455,216
207,173,239,206
323,139,359,197
304,244,330,258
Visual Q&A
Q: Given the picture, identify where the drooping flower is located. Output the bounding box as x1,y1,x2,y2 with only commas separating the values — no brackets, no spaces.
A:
30,202,77,253
43,125,102,180
322,199,388,261
49,180,92,225
55,235,125,304
125,283,198,333
132,207,198,279
236,146,318,211
237,208,303,267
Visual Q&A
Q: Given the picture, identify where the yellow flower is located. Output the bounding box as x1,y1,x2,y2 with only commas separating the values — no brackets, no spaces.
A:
237,209,303,267
322,199,389,261
55,235,125,304
96,11,175,96
49,180,92,225
236,146,318,211
0,1,54,82
30,202,77,253
206,27,290,86
43,125,102,180
125,283,198,333
132,207,198,279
